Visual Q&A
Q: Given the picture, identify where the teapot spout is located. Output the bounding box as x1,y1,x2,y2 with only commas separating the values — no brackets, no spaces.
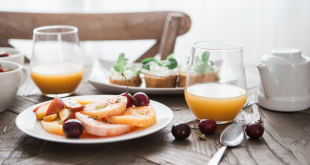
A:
257,63,279,98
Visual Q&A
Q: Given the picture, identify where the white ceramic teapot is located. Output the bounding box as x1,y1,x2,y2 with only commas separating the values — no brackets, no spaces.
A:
257,48,310,112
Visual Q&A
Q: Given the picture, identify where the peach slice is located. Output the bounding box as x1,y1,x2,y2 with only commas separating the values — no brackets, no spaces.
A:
36,102,51,120
46,96,64,116
59,108,75,122
43,114,58,121
65,99,84,112
41,119,65,136
75,99,98,106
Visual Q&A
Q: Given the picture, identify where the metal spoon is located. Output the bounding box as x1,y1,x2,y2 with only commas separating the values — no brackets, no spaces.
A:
208,124,244,165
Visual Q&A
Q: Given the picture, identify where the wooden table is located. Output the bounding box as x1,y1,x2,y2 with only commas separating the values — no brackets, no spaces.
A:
1,64,310,165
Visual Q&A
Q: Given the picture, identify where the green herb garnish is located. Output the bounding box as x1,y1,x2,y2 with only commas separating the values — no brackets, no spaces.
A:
114,53,141,75
95,105,106,110
88,115,98,120
138,111,145,115
141,53,178,70
114,53,126,73
194,51,216,74
59,120,63,124
67,110,71,119
97,122,102,125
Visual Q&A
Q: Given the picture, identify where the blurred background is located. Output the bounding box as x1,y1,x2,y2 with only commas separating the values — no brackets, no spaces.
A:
1,0,310,65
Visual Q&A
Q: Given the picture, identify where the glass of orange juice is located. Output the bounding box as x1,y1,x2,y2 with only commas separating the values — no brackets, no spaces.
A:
184,41,247,124
31,25,84,97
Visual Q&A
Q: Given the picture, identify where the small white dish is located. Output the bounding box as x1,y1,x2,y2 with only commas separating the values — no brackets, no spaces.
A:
15,95,174,144
0,47,24,65
0,61,28,112
88,59,185,95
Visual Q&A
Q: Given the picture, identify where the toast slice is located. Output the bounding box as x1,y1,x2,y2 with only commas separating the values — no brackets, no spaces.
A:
144,75,177,88
109,75,142,87
178,70,187,87
188,72,219,86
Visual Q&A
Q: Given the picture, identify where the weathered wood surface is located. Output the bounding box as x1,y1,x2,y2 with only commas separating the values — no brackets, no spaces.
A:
0,11,191,60
0,64,310,165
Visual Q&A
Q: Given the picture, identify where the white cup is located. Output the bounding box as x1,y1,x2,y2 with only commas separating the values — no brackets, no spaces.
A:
0,61,28,112
0,47,24,65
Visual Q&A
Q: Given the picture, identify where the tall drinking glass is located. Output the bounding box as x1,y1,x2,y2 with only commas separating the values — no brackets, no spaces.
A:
31,25,84,97
185,42,247,124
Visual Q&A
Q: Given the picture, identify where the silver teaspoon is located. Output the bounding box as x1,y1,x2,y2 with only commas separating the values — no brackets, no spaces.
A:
208,124,244,165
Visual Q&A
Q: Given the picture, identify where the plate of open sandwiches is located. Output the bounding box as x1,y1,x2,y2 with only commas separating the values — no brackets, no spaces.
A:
15,93,173,144
88,53,220,94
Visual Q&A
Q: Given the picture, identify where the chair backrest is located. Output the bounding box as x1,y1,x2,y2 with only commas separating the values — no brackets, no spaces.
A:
0,11,191,61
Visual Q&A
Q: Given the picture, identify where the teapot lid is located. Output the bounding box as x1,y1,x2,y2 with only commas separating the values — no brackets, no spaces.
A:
271,48,306,63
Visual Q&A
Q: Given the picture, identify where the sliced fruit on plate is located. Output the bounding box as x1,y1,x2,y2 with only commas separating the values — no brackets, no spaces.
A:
107,106,157,127
43,114,58,121
59,108,75,122
65,99,84,112
46,96,65,116
80,96,127,120
75,112,133,137
75,99,98,106
41,118,65,136
36,102,51,120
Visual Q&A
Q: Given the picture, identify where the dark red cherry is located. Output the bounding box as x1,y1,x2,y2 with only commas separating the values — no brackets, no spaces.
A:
63,119,84,138
199,119,217,134
172,122,191,140
133,92,150,106
121,92,134,107
245,121,264,139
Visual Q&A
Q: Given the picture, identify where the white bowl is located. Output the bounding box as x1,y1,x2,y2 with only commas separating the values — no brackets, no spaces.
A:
0,47,24,65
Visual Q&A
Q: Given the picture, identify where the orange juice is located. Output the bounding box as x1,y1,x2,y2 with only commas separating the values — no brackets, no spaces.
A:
185,83,247,123
31,63,83,95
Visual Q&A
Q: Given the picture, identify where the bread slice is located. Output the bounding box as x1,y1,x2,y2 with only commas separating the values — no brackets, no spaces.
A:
178,71,187,87
188,72,219,86
109,75,142,87
144,74,177,88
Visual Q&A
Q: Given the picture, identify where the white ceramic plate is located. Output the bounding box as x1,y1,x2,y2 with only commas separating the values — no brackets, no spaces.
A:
15,95,173,144
88,59,185,95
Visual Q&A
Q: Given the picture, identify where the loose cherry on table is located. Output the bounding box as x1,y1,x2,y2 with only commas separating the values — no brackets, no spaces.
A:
199,119,217,134
172,122,191,140
245,120,264,139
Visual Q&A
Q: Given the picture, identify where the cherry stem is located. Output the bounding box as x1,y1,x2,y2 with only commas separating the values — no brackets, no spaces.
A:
190,127,199,129
191,128,206,140
121,73,138,102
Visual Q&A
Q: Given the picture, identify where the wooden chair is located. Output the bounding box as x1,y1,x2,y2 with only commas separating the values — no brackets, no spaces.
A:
0,11,191,62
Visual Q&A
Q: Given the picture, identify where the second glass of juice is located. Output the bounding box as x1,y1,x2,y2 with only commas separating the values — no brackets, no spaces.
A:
31,25,84,97
185,41,247,124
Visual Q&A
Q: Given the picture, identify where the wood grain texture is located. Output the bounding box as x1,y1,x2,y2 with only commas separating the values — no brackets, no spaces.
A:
0,11,190,41
0,11,191,60
158,13,182,59
0,65,310,164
